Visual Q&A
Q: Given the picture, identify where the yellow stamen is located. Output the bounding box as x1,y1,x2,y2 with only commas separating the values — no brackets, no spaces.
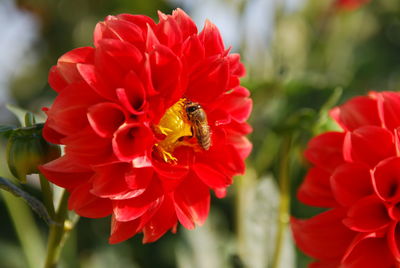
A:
154,99,194,163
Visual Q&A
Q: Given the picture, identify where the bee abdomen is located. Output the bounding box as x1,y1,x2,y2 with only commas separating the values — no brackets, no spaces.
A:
195,125,211,150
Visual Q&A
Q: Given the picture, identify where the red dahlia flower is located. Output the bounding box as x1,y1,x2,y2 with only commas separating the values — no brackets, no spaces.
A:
335,0,370,11
291,91,400,267
40,9,252,243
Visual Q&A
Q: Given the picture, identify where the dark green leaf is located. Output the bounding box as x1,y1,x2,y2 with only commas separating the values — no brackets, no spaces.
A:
0,125,16,138
0,177,54,225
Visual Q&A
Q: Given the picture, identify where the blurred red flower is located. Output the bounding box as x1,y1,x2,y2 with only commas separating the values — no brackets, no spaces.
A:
292,91,400,267
336,0,370,10
40,9,252,243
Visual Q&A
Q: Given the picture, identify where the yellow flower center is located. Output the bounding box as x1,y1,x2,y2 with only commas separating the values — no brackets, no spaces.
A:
153,99,193,163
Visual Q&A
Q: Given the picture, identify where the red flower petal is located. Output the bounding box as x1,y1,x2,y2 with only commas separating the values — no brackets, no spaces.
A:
330,163,373,206
193,162,231,189
343,195,391,232
87,102,126,138
174,175,210,229
116,71,147,114
388,222,400,262
149,44,183,100
297,167,337,208
95,39,143,87
156,11,183,51
39,155,92,190
304,132,345,172
56,47,95,84
343,126,395,168
125,167,153,191
142,194,178,243
95,17,144,47
371,157,400,202
182,35,206,72
342,233,395,268
91,162,145,200
329,95,380,131
199,20,224,57
45,82,101,136
186,55,230,103
68,181,113,218
112,124,154,162
113,178,163,222
373,91,400,132
209,87,252,124
77,63,115,101
48,65,68,92
109,215,141,244
62,128,112,165
291,208,356,261
172,9,197,39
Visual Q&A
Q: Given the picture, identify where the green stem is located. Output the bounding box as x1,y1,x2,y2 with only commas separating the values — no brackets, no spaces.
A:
39,174,55,219
1,191,45,268
44,190,70,268
271,136,292,268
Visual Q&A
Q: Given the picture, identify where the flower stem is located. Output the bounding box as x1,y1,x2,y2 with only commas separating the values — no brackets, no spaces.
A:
271,135,292,268
1,190,45,268
39,174,55,219
44,189,70,268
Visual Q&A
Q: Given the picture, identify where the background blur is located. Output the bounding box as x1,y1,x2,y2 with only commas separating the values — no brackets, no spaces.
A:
1,0,399,267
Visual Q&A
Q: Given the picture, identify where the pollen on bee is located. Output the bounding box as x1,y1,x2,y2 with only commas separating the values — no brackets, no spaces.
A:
153,99,194,163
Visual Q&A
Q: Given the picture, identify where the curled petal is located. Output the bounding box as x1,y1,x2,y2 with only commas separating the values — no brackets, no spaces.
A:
77,63,115,101
143,194,178,243
48,65,68,92
149,44,183,100
112,124,154,162
116,71,147,114
388,222,400,262
343,233,396,267
68,181,113,218
343,195,391,232
371,157,400,202
113,178,163,222
329,95,380,131
56,47,95,84
193,162,231,189
39,155,92,190
94,17,144,47
45,82,101,137
174,175,210,229
304,132,345,172
172,8,197,39
87,102,126,138
109,215,140,244
330,163,373,206
91,162,145,200
199,20,224,56
291,208,356,261
373,91,400,132
182,35,205,71
156,11,183,50
186,56,230,103
298,167,337,208
343,126,395,168
95,39,143,87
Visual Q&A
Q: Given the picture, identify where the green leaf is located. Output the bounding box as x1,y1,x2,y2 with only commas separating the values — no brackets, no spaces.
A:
0,177,54,225
0,125,16,138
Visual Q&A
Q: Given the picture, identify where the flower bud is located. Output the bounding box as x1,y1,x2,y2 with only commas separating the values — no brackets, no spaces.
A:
6,125,61,183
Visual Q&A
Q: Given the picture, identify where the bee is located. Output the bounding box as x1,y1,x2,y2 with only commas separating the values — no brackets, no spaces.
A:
184,101,211,150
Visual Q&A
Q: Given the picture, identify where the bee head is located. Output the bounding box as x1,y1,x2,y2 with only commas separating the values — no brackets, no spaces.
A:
186,104,201,114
